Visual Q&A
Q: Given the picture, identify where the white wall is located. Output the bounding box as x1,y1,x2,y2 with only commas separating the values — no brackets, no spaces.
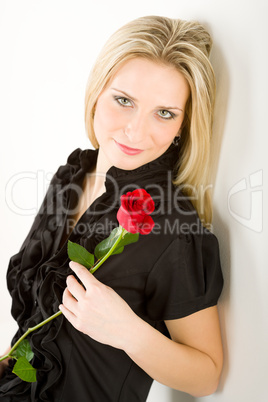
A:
0,1,267,401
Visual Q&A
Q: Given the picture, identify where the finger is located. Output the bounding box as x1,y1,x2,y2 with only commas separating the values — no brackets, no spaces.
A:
69,261,98,289
66,275,86,301
59,303,77,326
62,287,78,313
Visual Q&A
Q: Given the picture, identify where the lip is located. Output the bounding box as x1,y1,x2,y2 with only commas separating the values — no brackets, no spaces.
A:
114,140,144,155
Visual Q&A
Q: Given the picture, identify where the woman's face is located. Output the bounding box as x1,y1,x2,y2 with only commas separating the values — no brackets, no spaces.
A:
93,58,190,171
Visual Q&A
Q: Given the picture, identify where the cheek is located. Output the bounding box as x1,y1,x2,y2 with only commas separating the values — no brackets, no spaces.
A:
152,122,182,147
94,99,126,133
94,103,115,131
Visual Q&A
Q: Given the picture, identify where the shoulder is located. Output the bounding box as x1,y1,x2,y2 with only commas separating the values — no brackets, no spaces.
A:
151,189,212,242
52,147,98,185
148,196,222,276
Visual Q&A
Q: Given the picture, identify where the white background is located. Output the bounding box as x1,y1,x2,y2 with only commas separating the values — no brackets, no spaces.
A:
0,1,267,401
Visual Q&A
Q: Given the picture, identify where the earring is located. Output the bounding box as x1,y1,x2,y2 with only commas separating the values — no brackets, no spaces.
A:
173,136,181,146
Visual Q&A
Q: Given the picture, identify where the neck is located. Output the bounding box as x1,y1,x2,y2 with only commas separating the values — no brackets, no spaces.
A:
89,147,112,200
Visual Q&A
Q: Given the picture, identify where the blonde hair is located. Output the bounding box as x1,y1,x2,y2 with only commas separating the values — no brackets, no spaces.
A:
85,15,216,227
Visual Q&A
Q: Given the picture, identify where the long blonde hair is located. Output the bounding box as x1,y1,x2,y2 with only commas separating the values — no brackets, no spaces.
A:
84,16,216,227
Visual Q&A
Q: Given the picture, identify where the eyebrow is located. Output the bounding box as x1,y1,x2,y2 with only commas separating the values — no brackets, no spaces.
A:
111,88,184,112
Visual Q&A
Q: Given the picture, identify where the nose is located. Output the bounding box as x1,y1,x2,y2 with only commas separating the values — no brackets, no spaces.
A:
124,111,147,144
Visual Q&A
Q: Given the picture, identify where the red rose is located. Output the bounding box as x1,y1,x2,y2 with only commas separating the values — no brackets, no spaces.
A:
117,189,155,235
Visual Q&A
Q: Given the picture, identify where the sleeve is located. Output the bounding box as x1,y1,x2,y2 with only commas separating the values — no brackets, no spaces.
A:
144,230,224,321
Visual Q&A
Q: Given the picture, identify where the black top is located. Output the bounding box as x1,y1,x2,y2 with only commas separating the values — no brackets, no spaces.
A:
0,144,223,402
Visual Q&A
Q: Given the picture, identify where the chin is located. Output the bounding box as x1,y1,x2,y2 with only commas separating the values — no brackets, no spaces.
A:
108,149,145,171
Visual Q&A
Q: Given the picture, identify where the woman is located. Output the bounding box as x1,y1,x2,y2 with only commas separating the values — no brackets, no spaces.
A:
0,15,224,401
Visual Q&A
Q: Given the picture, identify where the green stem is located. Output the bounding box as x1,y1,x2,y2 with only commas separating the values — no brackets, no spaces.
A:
0,226,126,362
0,311,62,362
90,225,126,274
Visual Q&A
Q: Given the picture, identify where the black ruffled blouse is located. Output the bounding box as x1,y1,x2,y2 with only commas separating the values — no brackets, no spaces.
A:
0,144,223,402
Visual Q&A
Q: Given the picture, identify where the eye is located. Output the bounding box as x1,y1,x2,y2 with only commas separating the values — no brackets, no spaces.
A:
157,110,175,120
114,96,132,107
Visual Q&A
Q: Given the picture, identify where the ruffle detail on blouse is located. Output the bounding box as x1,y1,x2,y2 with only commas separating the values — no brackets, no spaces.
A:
2,149,98,401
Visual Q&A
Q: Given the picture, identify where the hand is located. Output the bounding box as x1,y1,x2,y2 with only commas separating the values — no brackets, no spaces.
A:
59,261,138,350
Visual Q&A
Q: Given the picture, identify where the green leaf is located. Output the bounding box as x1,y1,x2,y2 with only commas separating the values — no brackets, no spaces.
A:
12,356,37,383
12,339,34,362
94,227,139,260
113,231,139,254
68,240,94,269
94,227,122,260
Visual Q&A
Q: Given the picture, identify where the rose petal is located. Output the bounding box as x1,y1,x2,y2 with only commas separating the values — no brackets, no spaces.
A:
138,215,155,235
117,189,155,234
117,207,138,233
